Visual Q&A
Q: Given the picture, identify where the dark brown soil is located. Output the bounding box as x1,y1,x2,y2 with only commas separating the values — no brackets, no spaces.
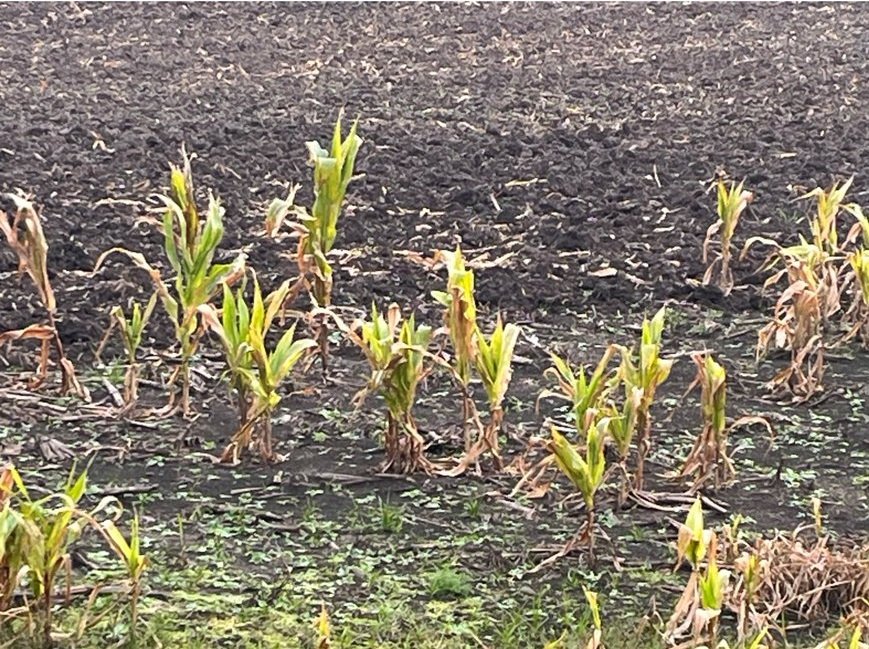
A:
1,3,868,643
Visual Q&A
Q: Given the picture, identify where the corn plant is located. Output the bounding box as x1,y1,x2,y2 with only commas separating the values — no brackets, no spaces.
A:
668,499,722,646
432,246,479,451
803,177,854,255
350,304,434,473
98,512,148,641
0,194,87,398
541,347,617,436
549,422,606,564
202,275,317,463
202,278,254,427
680,353,734,490
755,260,826,399
601,385,643,501
451,318,520,473
616,307,673,491
267,116,362,368
703,179,752,295
95,151,245,415
1,465,92,645
583,587,603,649
100,293,158,411
841,248,869,345
315,604,332,649
0,465,23,613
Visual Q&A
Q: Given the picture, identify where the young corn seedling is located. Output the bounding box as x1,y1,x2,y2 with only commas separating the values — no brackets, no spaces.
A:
98,293,158,411
202,275,317,463
268,116,362,369
541,347,617,436
583,587,603,649
450,318,520,474
702,179,753,295
680,353,734,490
616,306,673,491
350,303,434,473
0,194,87,398
99,512,148,641
95,151,245,415
432,246,479,452
548,422,606,565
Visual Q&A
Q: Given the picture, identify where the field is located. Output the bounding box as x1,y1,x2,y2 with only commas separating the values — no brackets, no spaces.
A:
1,3,868,648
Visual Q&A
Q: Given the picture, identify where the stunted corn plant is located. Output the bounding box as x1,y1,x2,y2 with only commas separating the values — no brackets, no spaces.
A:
202,275,317,463
601,385,643,501
680,353,734,490
841,248,869,345
95,151,245,415
755,257,828,400
450,318,520,474
268,116,362,368
98,293,158,411
616,307,673,491
583,587,603,649
0,194,87,397
703,179,753,295
98,512,148,641
350,304,434,473
667,499,731,648
549,422,606,565
432,246,479,451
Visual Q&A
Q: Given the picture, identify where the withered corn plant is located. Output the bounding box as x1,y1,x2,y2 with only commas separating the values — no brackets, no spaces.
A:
95,151,245,415
743,234,840,400
841,248,869,345
616,307,673,491
350,304,434,473
680,352,734,490
99,293,158,411
549,422,606,565
667,499,731,648
0,194,87,398
268,116,362,369
703,179,753,295
601,385,643,500
432,246,479,451
755,258,828,400
202,275,317,463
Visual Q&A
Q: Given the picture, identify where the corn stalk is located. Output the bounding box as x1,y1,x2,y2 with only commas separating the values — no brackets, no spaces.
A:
549,422,606,565
841,248,869,346
102,293,158,411
540,347,617,437
95,151,245,415
432,246,479,452
448,318,520,474
268,117,362,369
703,179,752,295
0,194,87,398
680,352,734,490
349,304,434,473
617,307,673,491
